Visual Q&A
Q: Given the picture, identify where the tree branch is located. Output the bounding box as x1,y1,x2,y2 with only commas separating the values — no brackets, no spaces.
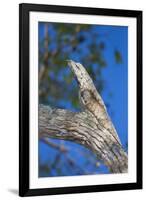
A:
39,60,128,173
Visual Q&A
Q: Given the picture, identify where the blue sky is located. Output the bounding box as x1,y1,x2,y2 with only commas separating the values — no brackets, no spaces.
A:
98,25,128,146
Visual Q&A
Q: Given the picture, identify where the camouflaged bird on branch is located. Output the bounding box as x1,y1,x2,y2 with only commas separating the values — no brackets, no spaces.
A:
39,60,128,173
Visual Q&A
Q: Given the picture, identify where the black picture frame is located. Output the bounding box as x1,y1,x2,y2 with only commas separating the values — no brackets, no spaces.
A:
19,3,143,197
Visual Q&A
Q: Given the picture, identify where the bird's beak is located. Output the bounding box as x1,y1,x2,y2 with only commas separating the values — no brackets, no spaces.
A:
67,60,78,73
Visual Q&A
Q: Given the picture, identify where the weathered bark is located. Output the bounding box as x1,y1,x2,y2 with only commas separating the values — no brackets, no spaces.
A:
39,60,128,173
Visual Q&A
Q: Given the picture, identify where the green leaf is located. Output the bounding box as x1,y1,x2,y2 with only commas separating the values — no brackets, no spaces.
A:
114,50,122,63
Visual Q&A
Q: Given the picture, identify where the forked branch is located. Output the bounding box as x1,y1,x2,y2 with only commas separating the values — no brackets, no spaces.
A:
39,60,128,173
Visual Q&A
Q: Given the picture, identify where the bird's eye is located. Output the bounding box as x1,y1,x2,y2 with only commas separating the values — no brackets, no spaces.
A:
75,64,80,70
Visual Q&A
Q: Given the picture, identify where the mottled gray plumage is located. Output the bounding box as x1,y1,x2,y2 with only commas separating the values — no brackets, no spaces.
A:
67,60,121,145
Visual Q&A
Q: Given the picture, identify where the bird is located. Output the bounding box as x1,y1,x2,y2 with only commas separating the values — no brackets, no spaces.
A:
67,60,122,146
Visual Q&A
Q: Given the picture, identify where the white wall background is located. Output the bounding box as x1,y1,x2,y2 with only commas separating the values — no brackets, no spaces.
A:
0,0,145,199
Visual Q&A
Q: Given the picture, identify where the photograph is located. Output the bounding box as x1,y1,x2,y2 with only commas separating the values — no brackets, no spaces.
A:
19,3,142,196
38,22,128,177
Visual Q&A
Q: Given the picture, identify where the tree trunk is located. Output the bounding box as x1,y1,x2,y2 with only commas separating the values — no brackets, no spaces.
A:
39,60,128,173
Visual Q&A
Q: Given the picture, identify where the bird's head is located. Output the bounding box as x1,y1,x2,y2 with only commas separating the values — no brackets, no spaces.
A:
67,60,95,91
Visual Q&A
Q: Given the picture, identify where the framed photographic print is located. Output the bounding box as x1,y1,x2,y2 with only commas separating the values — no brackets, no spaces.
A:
19,3,142,197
